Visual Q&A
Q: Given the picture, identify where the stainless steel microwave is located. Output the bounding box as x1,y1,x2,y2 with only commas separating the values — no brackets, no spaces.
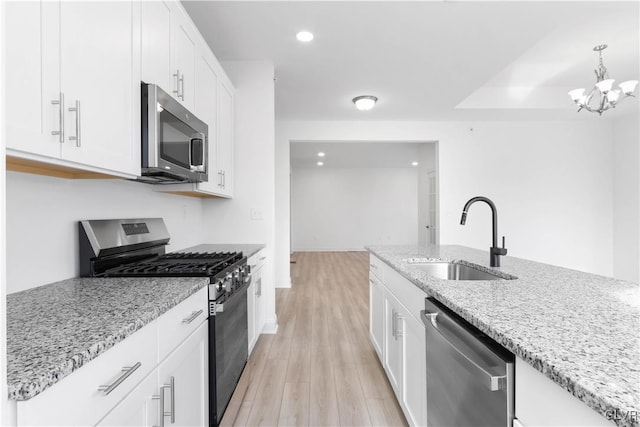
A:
139,83,208,184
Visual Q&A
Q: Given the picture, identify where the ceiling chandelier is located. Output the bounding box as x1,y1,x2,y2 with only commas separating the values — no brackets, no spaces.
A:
568,44,638,115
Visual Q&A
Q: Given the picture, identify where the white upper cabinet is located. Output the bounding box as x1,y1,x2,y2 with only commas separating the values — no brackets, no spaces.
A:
152,2,236,199
170,6,197,111
141,0,172,92
216,77,235,197
5,1,60,159
5,1,140,178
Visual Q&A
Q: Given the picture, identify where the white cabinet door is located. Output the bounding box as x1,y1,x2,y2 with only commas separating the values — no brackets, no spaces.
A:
96,373,160,427
141,0,172,91
58,1,138,176
402,311,427,427
170,8,196,111
193,53,220,195
247,280,257,354
369,275,384,360
254,264,265,344
216,78,234,197
384,291,403,397
5,1,60,158
158,321,209,427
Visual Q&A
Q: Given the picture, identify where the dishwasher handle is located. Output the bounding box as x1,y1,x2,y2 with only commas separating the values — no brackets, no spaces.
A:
421,310,507,392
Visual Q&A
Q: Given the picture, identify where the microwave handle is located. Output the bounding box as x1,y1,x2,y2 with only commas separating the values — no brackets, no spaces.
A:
189,133,206,172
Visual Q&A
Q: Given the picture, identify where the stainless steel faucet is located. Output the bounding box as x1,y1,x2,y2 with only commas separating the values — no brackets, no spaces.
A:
460,196,507,267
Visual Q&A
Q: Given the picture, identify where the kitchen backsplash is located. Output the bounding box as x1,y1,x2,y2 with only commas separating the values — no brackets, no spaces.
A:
5,172,206,293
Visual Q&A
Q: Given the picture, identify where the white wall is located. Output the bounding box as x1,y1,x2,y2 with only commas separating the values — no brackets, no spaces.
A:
5,173,205,293
612,114,640,282
202,61,277,331
276,120,617,279
291,167,419,251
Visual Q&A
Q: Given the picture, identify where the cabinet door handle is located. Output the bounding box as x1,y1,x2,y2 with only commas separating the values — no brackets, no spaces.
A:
98,361,142,395
51,93,64,143
173,70,181,100
182,309,203,324
179,73,185,100
218,170,223,187
257,278,262,297
68,100,81,147
152,390,165,427
163,376,175,423
396,313,404,339
391,310,397,340
259,257,266,261
222,170,226,188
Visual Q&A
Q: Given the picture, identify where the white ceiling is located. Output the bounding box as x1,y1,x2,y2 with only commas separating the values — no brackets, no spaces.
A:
183,1,640,122
290,141,434,168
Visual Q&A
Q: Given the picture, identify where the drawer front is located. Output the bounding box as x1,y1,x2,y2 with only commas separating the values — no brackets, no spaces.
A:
158,286,208,361
370,254,385,282
383,265,427,324
248,248,266,273
16,320,158,426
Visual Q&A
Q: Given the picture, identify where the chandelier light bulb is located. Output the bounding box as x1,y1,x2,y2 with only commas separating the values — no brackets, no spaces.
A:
352,95,378,111
607,89,621,104
595,79,615,94
568,88,585,102
568,45,638,115
619,80,639,96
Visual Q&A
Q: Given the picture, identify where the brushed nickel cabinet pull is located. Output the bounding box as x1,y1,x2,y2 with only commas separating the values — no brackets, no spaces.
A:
68,100,81,147
98,361,142,395
51,92,64,143
181,309,203,324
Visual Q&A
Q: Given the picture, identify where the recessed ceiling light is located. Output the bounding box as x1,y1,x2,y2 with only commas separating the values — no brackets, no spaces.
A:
296,31,314,42
317,161,324,166
412,161,419,166
318,152,325,157
353,95,378,111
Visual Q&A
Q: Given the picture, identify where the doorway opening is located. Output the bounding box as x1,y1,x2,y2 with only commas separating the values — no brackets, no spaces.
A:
289,141,439,252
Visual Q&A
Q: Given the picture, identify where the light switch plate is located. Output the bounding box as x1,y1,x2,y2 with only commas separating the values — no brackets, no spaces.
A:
251,208,264,220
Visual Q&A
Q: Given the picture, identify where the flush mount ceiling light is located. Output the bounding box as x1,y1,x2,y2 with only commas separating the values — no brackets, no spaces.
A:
317,152,325,157
568,45,638,115
317,161,324,166
352,95,378,111
411,161,419,166
296,31,314,42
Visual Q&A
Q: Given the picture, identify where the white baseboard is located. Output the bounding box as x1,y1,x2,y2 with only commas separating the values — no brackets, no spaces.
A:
276,277,291,288
261,321,278,334
291,247,366,252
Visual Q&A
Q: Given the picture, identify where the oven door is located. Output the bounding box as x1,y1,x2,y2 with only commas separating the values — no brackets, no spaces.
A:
209,286,248,427
142,83,208,182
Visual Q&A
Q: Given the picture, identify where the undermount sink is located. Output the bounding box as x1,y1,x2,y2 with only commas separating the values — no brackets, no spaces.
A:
408,261,509,281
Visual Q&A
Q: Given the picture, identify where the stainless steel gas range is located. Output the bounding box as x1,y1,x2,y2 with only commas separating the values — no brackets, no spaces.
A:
79,218,249,427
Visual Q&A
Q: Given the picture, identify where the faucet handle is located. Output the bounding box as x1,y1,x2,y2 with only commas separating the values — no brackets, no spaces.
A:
497,236,508,256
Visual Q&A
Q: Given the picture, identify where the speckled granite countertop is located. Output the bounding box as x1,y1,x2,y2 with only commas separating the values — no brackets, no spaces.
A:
6,276,209,401
179,243,265,259
367,245,640,427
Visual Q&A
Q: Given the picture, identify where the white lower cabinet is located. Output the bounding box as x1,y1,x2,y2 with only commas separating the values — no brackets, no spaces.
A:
96,373,159,427
157,321,209,427
370,255,427,427
368,275,384,359
16,288,209,427
247,249,266,354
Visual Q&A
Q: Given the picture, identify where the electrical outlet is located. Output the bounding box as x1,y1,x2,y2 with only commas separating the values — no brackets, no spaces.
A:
250,208,264,220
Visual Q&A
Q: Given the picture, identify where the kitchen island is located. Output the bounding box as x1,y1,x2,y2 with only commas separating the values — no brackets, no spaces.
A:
367,244,639,427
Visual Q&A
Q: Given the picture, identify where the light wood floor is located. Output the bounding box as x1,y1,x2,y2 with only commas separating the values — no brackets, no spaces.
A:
223,252,408,427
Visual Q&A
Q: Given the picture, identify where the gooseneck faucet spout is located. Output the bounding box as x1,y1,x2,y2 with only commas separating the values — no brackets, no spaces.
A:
460,196,507,267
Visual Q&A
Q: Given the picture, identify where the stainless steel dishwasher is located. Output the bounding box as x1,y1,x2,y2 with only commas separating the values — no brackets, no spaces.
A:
421,297,514,427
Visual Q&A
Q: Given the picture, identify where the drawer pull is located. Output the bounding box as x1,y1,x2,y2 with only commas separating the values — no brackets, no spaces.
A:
259,256,266,261
98,361,142,395
182,309,204,324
